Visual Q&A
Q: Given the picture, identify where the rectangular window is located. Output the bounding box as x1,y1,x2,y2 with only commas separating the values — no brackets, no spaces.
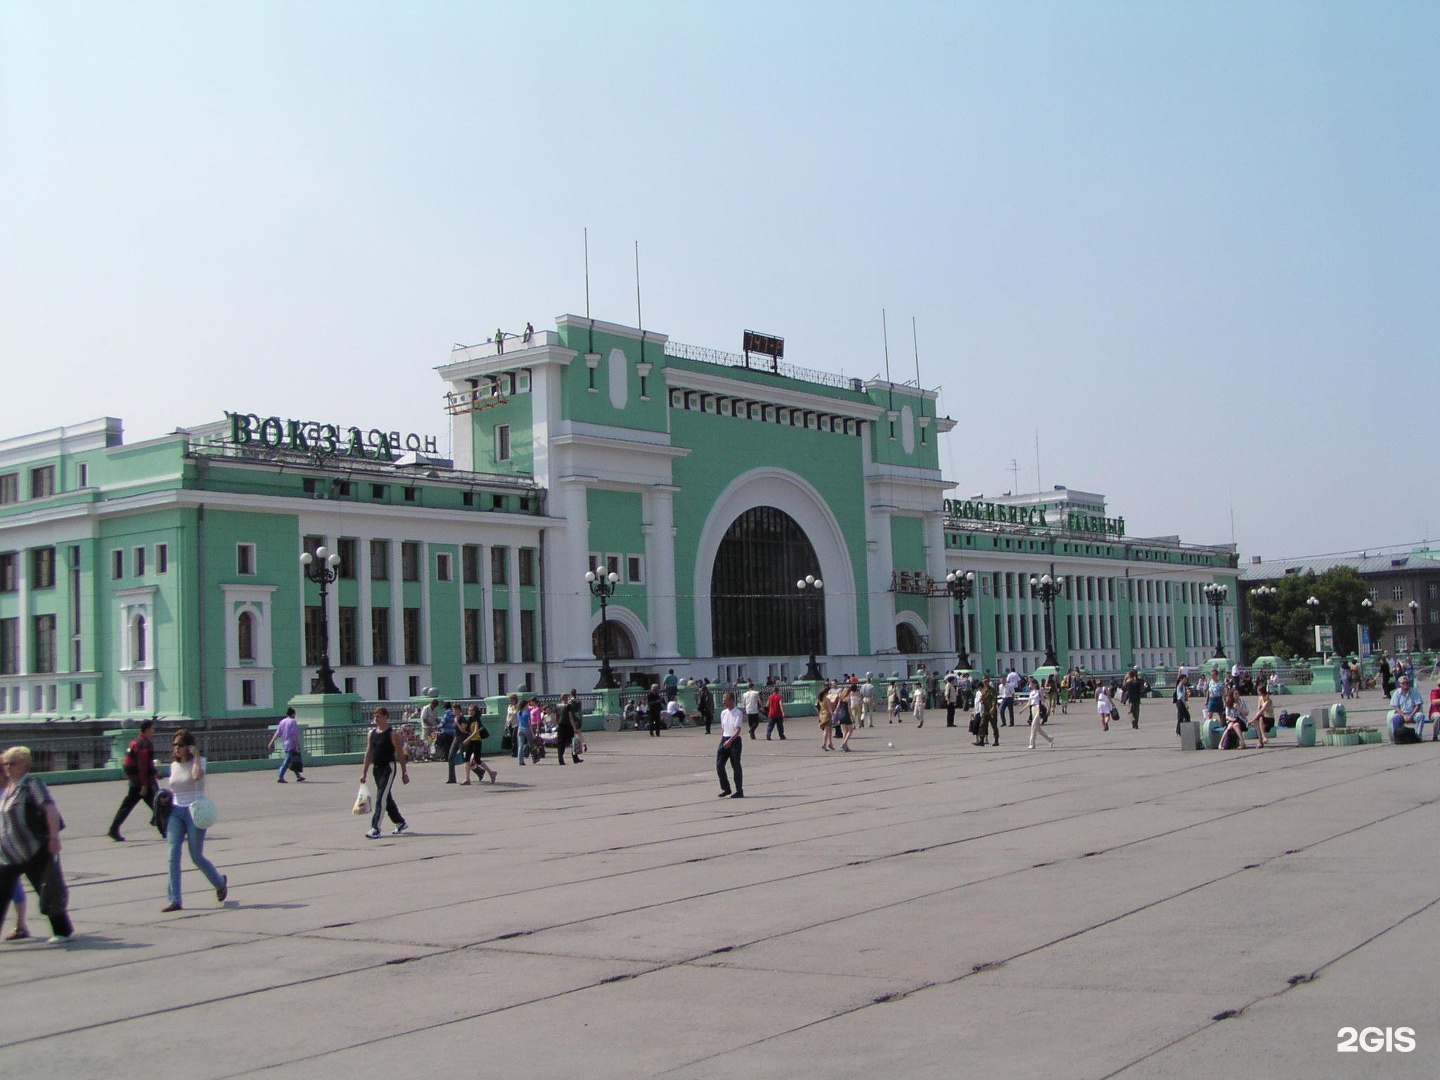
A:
29,466,55,499
403,607,421,665
337,537,358,580
112,550,124,580
371,608,391,665
241,679,256,706
371,484,387,500
518,547,536,586
1396,634,1409,652
1395,611,1406,625
520,609,536,662
376,675,389,700
344,677,356,694
627,555,644,584
133,546,146,577
588,552,602,575
1430,583,1439,601
491,546,509,585
304,606,325,666
403,487,416,503
30,547,55,589
436,552,452,582
0,618,17,674
462,544,481,584
606,554,621,579
492,608,510,662
303,535,323,558
338,606,359,666
0,553,15,593
495,424,511,461
370,539,389,580
408,675,419,697
77,463,89,488
401,542,420,582
33,614,57,673
156,544,168,573
464,608,482,663
0,473,17,504
237,543,256,575
462,491,475,507
1392,585,1405,601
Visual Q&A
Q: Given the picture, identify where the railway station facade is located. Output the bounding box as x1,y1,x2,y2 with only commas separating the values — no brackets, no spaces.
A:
0,315,1239,724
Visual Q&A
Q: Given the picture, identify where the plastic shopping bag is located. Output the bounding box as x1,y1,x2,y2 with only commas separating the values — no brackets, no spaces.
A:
352,785,372,816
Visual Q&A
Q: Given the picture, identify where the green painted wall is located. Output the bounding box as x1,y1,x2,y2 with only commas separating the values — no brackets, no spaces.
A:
585,488,647,627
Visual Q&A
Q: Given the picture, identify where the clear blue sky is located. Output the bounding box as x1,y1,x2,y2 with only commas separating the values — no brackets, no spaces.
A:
3,1,1436,559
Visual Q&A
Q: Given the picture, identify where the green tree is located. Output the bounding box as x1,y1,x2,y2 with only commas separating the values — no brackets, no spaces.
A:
1244,568,1389,661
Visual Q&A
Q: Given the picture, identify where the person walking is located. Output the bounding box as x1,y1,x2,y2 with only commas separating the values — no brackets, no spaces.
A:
161,730,228,911
1045,674,1061,719
109,718,159,839
911,681,926,727
765,687,787,740
1173,674,1192,736
556,693,577,764
462,705,498,783
742,682,763,739
359,708,409,838
514,697,534,764
647,683,664,737
435,701,456,780
1096,684,1115,732
817,684,835,751
0,746,74,942
697,679,715,735
566,692,585,761
1027,677,1055,749
944,674,958,728
977,677,999,746
837,684,857,752
268,708,307,784
1122,669,1146,729
860,674,875,727
716,692,744,798
998,671,1018,727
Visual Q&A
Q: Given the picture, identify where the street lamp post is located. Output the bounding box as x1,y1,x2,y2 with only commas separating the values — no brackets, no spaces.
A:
796,575,824,681
945,570,976,670
1028,569,1065,669
1306,595,1321,658
1408,599,1420,660
585,570,621,690
1204,582,1229,659
1250,584,1277,656
300,546,344,695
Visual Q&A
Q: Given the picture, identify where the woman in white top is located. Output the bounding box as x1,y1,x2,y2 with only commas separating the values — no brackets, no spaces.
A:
1096,685,1115,731
162,730,228,913
1027,678,1055,749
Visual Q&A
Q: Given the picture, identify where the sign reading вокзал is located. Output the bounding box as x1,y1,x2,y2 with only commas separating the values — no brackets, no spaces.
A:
226,412,438,460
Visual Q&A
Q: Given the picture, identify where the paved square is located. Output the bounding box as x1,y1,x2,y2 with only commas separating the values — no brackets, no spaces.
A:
2,691,1437,1078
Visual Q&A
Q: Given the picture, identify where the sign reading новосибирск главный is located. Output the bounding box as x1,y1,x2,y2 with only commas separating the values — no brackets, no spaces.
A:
942,498,1126,538
226,412,438,460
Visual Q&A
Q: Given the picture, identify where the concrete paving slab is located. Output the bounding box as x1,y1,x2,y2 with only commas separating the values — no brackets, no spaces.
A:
1,690,1437,1078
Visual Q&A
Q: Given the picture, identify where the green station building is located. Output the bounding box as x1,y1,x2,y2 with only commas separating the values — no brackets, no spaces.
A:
0,315,1239,726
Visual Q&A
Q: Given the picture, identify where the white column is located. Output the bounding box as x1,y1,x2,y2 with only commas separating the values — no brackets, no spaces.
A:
865,508,895,653
390,540,404,669
419,541,432,667
359,538,373,667
922,511,951,655
554,483,593,662
645,487,679,658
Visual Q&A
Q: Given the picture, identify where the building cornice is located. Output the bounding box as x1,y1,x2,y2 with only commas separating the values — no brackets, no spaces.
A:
436,343,578,382
663,367,886,420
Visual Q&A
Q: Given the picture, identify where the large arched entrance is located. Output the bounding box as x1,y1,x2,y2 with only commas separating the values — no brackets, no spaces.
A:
592,621,636,661
711,506,824,656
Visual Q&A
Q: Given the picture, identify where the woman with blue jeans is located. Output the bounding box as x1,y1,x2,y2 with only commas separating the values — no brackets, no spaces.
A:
161,730,227,913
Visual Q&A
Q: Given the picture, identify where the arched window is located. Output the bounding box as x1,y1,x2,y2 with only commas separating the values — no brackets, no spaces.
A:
237,611,256,662
132,614,147,666
592,621,635,661
896,622,923,654
711,506,822,656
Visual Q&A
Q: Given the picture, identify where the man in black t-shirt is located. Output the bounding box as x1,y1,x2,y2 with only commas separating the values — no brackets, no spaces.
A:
359,708,409,839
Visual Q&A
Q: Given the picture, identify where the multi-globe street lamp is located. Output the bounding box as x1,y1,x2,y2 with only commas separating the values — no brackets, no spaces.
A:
1029,570,1064,669
300,545,344,695
585,569,621,690
1250,584,1277,656
796,575,825,681
1204,582,1229,659
945,570,976,670
1409,599,1420,659
1306,595,1322,657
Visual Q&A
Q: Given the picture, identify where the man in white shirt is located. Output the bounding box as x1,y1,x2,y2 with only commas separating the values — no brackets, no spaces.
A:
944,674,959,727
860,675,875,727
1000,668,1020,726
716,692,745,799
741,682,763,740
